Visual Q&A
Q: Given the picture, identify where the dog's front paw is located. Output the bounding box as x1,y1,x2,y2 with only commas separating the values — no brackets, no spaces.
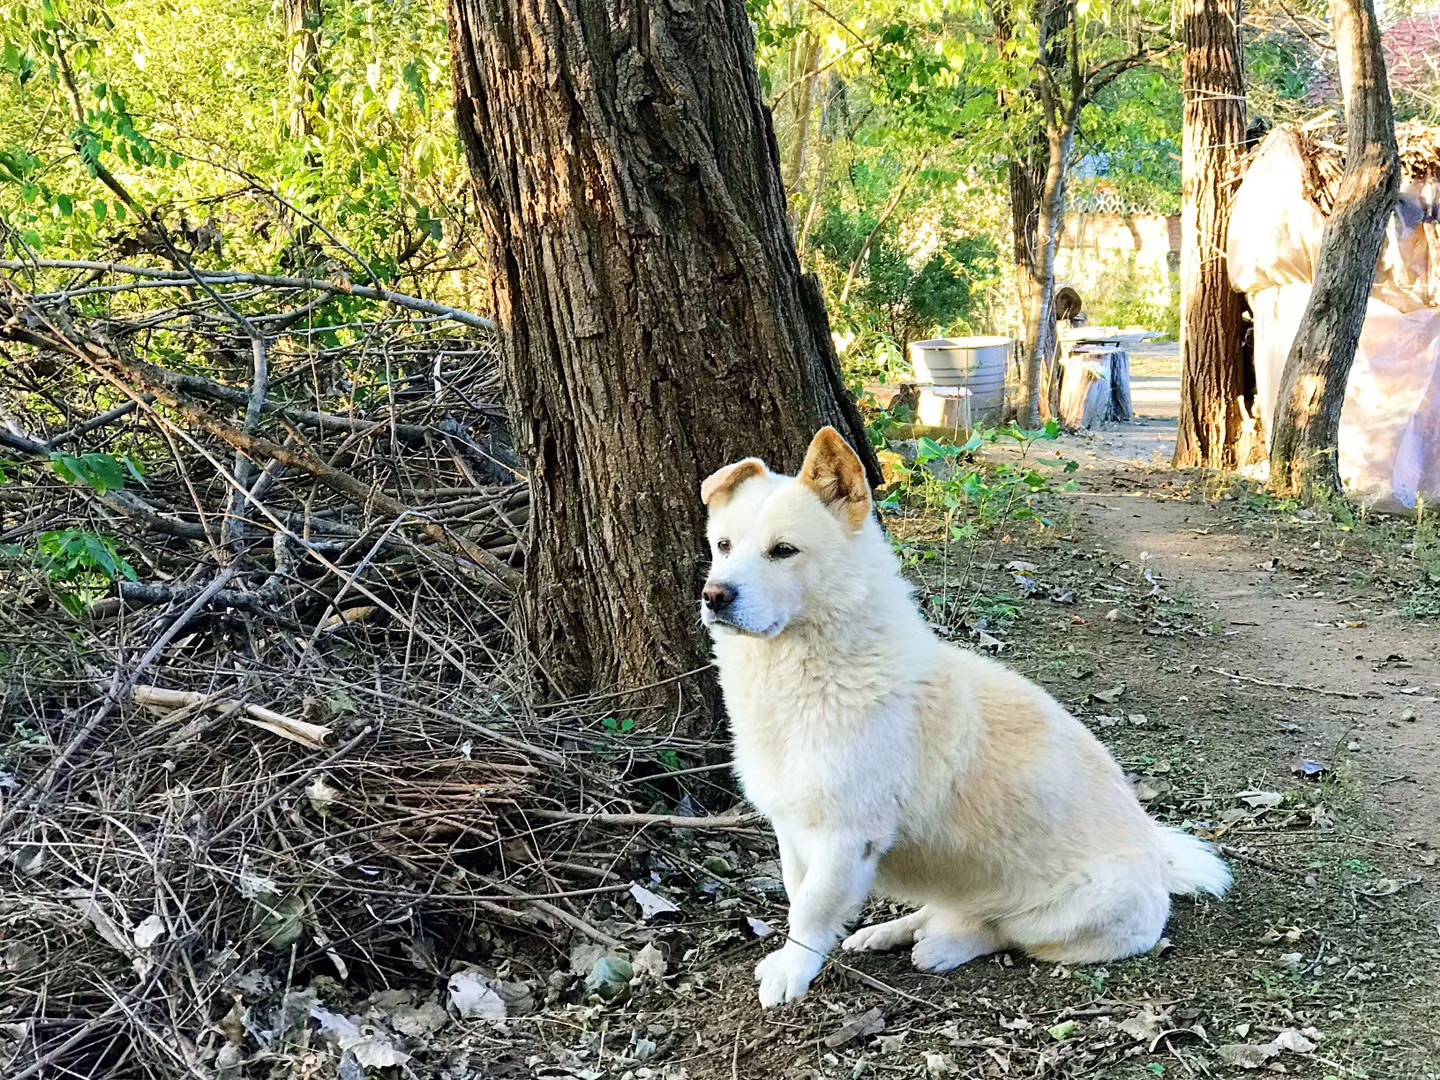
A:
754,945,823,1008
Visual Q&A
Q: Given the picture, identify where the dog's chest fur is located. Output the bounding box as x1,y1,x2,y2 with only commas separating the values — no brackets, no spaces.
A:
715,631,926,835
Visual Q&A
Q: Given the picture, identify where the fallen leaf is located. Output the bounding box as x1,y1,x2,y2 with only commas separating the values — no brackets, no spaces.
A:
305,774,341,819
823,1006,885,1048
876,1033,907,1054
71,898,133,956
311,1004,361,1042
1048,1020,1077,1041
1217,1043,1273,1069
924,1051,956,1075
1237,790,1284,809
133,913,166,949
1118,1007,1170,1042
745,916,776,940
628,882,680,920
1090,685,1126,705
448,969,507,1022
1269,1028,1316,1054
386,1000,449,1037
1357,877,1411,897
339,1034,410,1069
632,942,667,980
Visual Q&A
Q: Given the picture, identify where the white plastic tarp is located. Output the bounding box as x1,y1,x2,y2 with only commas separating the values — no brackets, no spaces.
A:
1228,128,1440,510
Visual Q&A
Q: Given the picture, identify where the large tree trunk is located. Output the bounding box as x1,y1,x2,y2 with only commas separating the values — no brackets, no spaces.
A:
1008,151,1046,422
1268,0,1398,499
447,0,880,715
1173,0,1248,469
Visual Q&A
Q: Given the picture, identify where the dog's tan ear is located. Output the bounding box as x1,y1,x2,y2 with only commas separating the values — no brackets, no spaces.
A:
799,427,870,531
700,458,768,508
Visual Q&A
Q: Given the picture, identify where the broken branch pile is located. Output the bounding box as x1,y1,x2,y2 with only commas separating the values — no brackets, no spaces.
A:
0,259,730,1078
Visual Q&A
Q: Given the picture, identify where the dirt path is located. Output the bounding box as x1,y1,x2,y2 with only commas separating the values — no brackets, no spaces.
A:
1070,424,1440,851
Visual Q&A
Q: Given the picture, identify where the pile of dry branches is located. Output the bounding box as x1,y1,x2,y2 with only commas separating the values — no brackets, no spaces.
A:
0,257,735,1078
1293,119,1440,215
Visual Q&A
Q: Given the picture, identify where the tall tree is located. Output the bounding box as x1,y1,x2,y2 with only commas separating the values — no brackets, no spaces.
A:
1173,0,1247,469
994,0,1172,427
447,0,880,713
1268,0,1398,499
284,0,322,141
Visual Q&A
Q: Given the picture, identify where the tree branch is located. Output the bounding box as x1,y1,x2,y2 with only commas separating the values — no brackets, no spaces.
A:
0,260,494,331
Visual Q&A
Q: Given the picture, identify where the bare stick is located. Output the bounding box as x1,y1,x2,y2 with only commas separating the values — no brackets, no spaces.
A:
527,808,762,830
1207,667,1362,699
0,258,495,330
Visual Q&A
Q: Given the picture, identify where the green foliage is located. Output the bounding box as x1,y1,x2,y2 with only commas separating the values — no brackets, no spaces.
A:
1,0,474,290
1085,256,1181,340
879,419,1078,535
1073,67,1182,216
49,451,143,494
19,528,138,615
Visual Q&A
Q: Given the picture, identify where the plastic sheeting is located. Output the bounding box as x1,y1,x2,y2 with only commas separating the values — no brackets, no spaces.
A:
1229,127,1440,510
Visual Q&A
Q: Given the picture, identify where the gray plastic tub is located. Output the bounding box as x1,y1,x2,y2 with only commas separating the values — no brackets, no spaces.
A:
908,336,1011,419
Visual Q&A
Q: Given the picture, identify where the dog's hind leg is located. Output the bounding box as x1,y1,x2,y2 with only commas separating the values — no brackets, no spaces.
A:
842,907,928,953
1000,864,1170,964
909,909,1004,973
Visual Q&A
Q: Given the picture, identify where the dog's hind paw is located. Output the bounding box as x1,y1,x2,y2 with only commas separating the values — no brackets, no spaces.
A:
910,927,998,973
842,911,923,953
755,945,823,1007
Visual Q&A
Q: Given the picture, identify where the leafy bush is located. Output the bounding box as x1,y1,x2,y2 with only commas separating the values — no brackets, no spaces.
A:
807,163,1004,383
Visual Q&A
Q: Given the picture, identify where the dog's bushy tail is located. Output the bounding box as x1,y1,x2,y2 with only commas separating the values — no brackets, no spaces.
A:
1158,827,1231,897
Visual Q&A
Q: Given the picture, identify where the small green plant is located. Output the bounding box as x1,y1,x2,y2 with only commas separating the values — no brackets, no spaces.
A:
49,451,145,494
880,420,1079,536
600,716,635,735
34,528,138,615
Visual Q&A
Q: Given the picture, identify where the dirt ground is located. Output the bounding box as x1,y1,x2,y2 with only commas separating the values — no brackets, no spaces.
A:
483,372,1440,1080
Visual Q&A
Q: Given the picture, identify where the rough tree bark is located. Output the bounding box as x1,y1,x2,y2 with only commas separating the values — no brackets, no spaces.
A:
284,0,322,141
447,0,881,713
1173,0,1248,469
1268,0,1398,499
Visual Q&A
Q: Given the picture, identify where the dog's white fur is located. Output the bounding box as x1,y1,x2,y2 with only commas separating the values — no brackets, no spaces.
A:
700,428,1230,1008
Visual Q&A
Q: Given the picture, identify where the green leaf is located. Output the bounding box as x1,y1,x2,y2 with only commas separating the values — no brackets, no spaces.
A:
50,452,131,494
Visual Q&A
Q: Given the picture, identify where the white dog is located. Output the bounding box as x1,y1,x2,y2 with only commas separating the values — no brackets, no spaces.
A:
699,427,1230,1008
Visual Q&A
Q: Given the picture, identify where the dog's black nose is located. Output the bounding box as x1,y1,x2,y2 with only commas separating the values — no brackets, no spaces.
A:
702,581,736,611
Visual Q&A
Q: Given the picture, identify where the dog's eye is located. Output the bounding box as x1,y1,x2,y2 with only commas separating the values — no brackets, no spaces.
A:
716,538,732,554
767,542,800,560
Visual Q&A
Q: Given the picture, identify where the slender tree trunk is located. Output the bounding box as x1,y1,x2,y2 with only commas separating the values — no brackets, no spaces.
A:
999,0,1073,427
1008,150,1046,421
284,0,322,141
447,0,880,716
1020,123,1074,428
1174,0,1247,469
1268,0,1398,499
782,33,821,196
